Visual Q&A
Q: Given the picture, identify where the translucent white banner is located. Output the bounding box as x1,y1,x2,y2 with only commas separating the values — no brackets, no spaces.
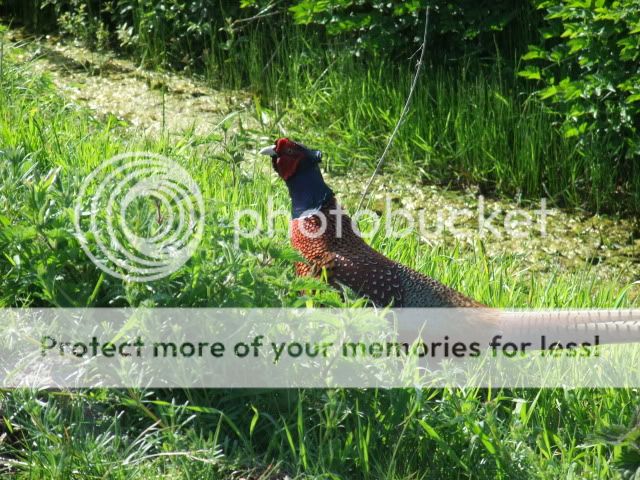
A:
2,308,639,388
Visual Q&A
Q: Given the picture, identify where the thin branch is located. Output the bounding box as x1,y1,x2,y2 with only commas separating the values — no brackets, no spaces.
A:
230,2,281,27
355,7,430,213
232,10,279,26
1,36,4,83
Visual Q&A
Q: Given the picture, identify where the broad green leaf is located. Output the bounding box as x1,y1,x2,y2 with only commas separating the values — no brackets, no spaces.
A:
540,86,559,100
567,38,587,54
522,46,546,60
564,127,580,138
517,67,542,80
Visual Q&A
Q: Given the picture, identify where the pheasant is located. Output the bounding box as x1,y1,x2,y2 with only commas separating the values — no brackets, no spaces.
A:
260,138,483,308
258,138,640,352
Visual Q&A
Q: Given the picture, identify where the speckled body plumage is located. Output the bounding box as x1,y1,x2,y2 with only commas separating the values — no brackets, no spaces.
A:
291,198,483,308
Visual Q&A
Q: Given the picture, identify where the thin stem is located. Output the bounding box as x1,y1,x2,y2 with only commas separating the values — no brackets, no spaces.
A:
0,36,4,83
355,7,430,213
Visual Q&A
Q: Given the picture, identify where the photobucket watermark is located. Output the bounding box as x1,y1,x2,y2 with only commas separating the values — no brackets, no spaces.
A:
74,152,204,282
73,152,550,282
234,195,551,245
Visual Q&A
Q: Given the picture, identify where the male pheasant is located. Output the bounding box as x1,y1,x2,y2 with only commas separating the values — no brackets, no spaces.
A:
260,138,483,308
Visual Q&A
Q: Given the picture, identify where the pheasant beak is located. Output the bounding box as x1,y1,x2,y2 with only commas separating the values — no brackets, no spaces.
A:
259,145,277,157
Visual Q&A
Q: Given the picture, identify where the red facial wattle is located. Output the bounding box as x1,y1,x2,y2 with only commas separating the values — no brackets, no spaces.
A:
275,156,300,180
273,138,301,180
260,138,322,181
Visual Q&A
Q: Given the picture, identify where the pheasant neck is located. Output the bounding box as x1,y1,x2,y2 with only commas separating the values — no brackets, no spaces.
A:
285,165,334,218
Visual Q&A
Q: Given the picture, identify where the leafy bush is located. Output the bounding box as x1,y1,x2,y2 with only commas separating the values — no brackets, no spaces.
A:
3,0,540,65
521,0,640,189
264,0,540,60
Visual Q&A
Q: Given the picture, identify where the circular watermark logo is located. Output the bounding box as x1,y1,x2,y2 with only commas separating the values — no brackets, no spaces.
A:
74,152,205,282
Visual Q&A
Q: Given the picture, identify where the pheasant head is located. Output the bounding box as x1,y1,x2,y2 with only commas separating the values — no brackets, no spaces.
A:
260,138,333,218
259,138,323,180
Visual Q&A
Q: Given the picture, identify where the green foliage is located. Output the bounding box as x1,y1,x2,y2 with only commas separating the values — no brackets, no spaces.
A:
1,53,634,310
41,0,109,49
1,0,252,70
0,32,639,480
592,413,640,480
3,1,640,212
522,0,640,208
0,59,336,308
1,0,540,75
278,58,584,209
286,0,538,58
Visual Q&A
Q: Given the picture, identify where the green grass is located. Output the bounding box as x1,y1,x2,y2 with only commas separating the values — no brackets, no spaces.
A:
265,55,581,200
207,22,638,215
188,19,609,212
1,41,640,479
2,1,638,214
1,44,634,310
